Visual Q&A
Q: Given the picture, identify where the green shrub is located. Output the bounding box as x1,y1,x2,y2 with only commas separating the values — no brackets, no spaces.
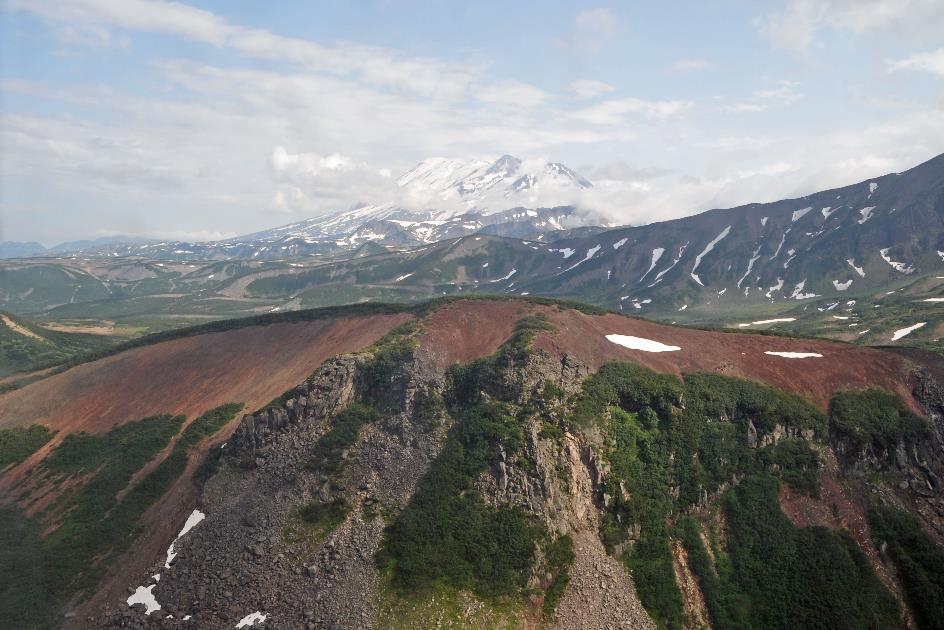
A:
445,314,554,406
756,440,820,496
305,403,381,475
377,401,540,599
715,475,899,630
0,424,54,469
868,503,944,630
412,388,445,428
296,498,350,539
829,389,927,451
0,404,243,628
542,534,575,618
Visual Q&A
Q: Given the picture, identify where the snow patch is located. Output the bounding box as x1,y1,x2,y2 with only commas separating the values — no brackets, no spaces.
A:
650,242,689,287
165,509,206,568
236,612,268,628
846,259,866,278
771,229,790,259
821,206,836,219
606,334,680,353
490,268,517,282
791,207,812,222
561,245,601,273
790,280,817,300
691,226,731,286
394,273,413,283
868,182,878,197
612,238,628,250
761,216,768,227
879,248,914,274
127,585,161,615
738,318,796,328
922,298,944,302
857,207,875,224
737,247,762,288
764,351,823,359
891,322,926,341
765,278,784,299
639,247,665,282
832,279,853,291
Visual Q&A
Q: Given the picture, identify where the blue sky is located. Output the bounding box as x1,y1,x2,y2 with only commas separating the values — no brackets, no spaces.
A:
2,0,944,245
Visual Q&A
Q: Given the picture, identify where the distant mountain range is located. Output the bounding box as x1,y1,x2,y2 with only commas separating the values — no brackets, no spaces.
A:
2,155,602,261
200,151,944,314
3,153,943,334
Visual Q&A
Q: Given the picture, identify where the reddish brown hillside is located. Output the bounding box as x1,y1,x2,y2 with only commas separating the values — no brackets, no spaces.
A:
537,308,916,409
0,313,411,435
414,299,916,409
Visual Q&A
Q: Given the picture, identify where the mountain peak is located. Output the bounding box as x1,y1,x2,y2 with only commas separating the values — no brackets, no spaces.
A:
485,154,522,177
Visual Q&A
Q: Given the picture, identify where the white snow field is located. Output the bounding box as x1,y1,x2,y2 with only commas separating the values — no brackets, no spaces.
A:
606,334,681,353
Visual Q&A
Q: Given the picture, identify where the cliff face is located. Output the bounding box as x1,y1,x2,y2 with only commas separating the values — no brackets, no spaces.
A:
82,303,944,630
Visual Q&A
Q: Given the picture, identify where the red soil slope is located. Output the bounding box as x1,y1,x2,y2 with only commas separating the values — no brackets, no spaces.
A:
416,299,916,409
417,299,527,370
537,308,916,410
0,314,410,435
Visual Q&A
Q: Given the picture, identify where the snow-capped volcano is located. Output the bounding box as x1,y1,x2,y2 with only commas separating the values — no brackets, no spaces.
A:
233,155,595,246
397,155,592,213
42,156,599,261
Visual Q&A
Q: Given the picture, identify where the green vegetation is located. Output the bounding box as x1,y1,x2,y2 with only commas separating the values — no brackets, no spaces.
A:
0,506,56,630
411,387,445,428
0,424,54,469
0,310,117,376
305,403,381,476
377,400,540,598
296,498,350,538
0,404,242,629
361,321,421,409
710,475,899,629
868,503,944,629
446,314,554,405
377,583,526,629
542,534,575,618
572,363,864,628
829,388,927,451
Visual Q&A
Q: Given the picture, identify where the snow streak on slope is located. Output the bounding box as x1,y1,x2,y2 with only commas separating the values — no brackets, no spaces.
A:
690,226,731,286
737,246,762,288
846,259,866,278
651,242,689,287
562,245,602,273
640,247,665,282
880,248,914,274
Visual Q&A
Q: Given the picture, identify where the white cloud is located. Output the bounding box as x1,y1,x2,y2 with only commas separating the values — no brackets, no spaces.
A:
569,79,615,100
572,97,693,125
725,103,767,113
575,8,618,37
476,80,548,107
759,0,944,53
887,47,944,77
559,7,618,53
670,59,714,72
7,0,485,98
724,80,803,113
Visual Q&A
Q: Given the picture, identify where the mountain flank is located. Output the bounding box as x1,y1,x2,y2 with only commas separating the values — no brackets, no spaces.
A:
1,298,943,629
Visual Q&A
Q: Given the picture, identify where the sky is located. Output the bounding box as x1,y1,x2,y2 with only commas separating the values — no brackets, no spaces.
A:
2,0,944,246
